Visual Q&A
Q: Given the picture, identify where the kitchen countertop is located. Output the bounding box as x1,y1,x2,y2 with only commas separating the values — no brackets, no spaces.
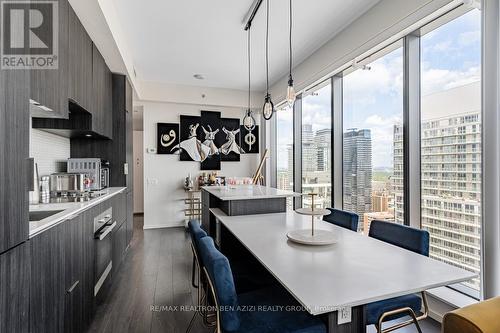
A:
201,184,301,201
29,187,127,238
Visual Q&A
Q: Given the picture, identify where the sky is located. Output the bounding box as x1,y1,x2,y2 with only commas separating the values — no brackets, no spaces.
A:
276,9,481,170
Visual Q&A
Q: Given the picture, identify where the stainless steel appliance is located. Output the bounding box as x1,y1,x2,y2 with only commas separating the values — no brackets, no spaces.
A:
94,207,116,299
67,158,110,191
50,173,90,194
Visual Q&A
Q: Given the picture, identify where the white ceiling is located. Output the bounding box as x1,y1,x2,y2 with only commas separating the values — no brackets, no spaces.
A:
112,0,381,91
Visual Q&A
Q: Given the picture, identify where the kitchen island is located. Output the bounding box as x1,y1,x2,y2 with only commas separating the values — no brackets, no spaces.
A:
201,184,300,240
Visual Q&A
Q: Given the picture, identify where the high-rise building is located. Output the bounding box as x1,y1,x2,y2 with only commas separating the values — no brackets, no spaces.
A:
315,128,331,171
302,124,317,172
363,211,395,234
393,82,481,291
343,129,372,230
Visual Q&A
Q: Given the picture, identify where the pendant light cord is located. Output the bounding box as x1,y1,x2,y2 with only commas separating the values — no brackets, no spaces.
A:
248,28,251,110
265,0,269,94
289,0,292,77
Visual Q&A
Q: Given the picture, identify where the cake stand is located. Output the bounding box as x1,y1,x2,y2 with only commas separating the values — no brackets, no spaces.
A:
287,193,338,245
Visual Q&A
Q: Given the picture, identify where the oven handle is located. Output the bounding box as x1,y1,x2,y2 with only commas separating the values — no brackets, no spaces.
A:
95,221,116,240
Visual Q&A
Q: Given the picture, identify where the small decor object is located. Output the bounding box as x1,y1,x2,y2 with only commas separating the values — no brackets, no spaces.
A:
183,173,194,191
241,125,259,153
157,123,179,154
219,118,243,161
288,193,337,246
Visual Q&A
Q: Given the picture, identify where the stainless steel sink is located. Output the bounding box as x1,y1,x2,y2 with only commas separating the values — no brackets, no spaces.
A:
29,210,65,222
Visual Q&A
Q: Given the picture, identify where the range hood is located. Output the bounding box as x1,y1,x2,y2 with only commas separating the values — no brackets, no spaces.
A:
31,102,107,139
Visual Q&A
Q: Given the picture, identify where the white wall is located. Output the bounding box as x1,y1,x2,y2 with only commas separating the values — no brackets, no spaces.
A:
30,129,70,176
142,101,260,229
133,130,144,213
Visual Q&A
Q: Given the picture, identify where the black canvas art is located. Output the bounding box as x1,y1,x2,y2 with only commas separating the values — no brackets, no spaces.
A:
200,111,222,170
240,125,259,154
157,123,179,154
219,118,242,162
178,115,205,161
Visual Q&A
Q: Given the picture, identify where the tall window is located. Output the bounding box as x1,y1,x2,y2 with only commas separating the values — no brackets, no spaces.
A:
276,105,294,208
343,45,404,232
420,9,481,297
301,83,332,208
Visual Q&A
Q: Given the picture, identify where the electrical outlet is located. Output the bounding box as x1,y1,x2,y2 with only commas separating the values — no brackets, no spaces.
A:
337,307,351,324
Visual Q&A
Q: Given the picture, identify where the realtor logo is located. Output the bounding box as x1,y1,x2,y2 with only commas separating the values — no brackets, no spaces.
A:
1,0,58,69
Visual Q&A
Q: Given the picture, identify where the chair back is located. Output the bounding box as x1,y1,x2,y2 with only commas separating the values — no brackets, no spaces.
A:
323,208,359,232
198,237,240,332
369,220,429,256
188,220,207,253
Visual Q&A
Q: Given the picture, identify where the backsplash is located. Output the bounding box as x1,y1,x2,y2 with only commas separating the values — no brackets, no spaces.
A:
30,129,70,176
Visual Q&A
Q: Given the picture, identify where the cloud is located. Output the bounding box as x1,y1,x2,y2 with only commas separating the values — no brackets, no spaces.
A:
421,66,480,96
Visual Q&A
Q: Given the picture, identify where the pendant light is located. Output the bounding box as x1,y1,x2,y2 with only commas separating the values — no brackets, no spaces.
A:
286,0,296,108
243,27,256,131
262,0,274,120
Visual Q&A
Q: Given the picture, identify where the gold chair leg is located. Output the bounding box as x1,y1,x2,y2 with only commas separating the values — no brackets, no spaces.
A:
377,292,429,333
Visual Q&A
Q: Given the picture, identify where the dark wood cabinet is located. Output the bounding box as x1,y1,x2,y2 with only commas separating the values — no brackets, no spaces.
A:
92,44,113,138
63,215,84,333
68,5,92,112
30,0,69,118
29,223,66,333
81,204,98,327
0,243,30,333
0,67,29,254
126,190,134,246
112,220,126,275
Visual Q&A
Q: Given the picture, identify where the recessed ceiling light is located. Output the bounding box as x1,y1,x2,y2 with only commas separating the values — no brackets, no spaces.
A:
85,134,92,137
193,74,205,80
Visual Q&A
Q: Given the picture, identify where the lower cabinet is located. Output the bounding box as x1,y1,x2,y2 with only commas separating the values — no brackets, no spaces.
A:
63,215,84,333
28,192,129,332
30,212,96,333
112,220,127,275
0,243,30,333
126,190,134,246
29,223,66,333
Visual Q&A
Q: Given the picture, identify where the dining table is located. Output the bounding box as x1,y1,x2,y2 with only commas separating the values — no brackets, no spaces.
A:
213,210,477,333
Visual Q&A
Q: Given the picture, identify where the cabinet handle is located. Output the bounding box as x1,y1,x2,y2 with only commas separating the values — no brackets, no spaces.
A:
67,280,80,293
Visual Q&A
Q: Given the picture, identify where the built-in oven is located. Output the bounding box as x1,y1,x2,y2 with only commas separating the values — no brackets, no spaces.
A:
94,207,116,300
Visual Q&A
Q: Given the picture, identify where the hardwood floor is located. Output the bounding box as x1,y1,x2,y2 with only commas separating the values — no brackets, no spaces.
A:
88,215,441,333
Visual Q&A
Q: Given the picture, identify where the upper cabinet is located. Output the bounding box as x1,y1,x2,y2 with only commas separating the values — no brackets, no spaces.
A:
30,0,69,119
92,45,113,139
68,6,93,112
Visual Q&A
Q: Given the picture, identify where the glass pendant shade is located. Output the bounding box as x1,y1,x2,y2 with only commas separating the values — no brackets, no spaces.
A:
243,109,256,131
262,94,274,120
286,77,296,108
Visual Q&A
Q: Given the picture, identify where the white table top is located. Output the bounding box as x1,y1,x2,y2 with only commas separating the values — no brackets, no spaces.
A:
201,185,301,201
217,212,476,315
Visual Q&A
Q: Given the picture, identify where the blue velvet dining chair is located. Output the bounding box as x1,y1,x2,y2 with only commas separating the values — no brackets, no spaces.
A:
197,236,326,333
323,208,359,232
188,219,207,289
366,220,430,333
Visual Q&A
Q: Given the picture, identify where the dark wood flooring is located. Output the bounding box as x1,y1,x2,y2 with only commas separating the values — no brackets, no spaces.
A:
88,215,441,333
